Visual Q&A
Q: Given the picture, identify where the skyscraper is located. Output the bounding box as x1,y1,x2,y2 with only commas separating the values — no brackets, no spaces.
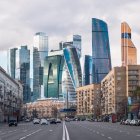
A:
60,34,82,58
92,18,112,83
19,46,31,103
121,22,137,66
8,48,17,79
44,46,82,103
82,55,93,86
33,32,48,101
8,46,31,103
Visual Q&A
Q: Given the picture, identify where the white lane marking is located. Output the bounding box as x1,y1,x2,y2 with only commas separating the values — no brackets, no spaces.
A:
108,137,112,139
19,129,42,140
49,130,53,132
65,123,70,140
62,122,65,140
136,135,140,136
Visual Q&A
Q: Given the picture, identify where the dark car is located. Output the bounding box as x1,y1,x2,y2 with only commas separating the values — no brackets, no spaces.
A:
50,119,57,124
9,120,18,127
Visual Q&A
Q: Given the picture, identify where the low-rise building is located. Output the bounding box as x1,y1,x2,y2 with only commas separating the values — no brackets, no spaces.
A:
0,66,23,122
76,84,101,118
25,98,65,118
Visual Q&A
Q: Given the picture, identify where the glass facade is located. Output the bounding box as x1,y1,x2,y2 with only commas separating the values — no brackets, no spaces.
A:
82,55,93,86
33,32,48,101
63,46,82,101
92,18,112,83
8,48,18,79
44,54,64,98
43,47,82,102
19,46,31,103
60,34,82,58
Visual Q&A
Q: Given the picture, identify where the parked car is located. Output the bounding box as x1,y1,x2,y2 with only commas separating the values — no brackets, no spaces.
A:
125,119,131,125
9,120,18,127
130,119,140,126
40,119,48,125
25,119,30,122
50,118,57,124
56,118,61,123
120,119,126,125
33,118,40,124
65,118,70,122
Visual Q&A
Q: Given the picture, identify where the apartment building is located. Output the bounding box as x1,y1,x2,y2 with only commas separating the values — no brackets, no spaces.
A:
76,84,101,118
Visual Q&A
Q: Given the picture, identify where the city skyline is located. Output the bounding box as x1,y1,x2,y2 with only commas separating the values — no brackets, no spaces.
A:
0,0,140,71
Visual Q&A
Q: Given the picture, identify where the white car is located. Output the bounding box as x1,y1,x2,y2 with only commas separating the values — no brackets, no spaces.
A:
33,118,40,124
130,119,140,126
125,119,131,125
40,119,48,125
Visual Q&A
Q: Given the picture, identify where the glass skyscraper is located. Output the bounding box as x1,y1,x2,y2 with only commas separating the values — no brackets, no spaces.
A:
82,55,93,86
8,46,31,103
8,48,17,79
19,46,31,103
33,32,48,101
92,18,112,83
43,46,82,103
60,34,82,58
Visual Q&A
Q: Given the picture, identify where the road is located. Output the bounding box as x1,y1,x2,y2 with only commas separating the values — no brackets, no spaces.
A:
0,121,140,140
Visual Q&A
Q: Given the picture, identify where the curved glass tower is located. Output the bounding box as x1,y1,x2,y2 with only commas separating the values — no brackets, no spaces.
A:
92,18,112,83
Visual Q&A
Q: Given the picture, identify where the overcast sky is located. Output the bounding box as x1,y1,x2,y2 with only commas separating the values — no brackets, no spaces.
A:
0,0,140,71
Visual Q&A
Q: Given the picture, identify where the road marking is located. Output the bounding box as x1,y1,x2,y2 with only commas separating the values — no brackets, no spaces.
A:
49,130,53,132
62,122,65,140
108,137,112,139
65,122,70,140
96,131,99,134
136,135,140,137
19,129,42,140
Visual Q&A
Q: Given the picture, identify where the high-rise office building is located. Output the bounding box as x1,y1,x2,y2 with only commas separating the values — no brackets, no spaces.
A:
60,35,82,58
33,32,48,101
92,18,112,83
44,46,82,103
8,48,17,79
121,22,137,66
19,46,31,103
82,55,93,86
8,46,31,103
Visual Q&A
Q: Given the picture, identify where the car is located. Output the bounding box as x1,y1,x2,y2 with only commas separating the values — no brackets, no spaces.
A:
40,119,48,125
33,118,40,124
50,118,57,124
25,119,30,122
120,119,126,125
56,118,61,123
65,118,70,122
9,120,18,127
130,119,140,126
125,119,131,125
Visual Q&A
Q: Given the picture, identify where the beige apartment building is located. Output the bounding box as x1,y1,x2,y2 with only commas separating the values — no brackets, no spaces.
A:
101,67,127,119
24,98,64,118
101,65,140,119
76,84,101,118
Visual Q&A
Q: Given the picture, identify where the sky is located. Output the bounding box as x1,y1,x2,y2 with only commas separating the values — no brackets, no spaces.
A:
0,0,140,71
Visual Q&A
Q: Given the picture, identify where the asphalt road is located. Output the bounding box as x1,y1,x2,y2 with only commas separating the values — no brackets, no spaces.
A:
0,121,140,140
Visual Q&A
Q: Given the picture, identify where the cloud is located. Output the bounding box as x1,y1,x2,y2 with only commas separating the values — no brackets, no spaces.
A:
0,0,140,70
